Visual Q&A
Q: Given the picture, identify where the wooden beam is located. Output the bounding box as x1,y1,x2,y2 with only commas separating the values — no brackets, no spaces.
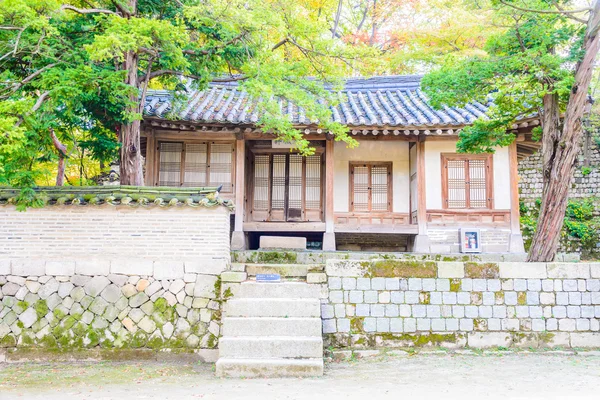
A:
154,131,236,141
509,141,521,234
243,222,326,232
416,140,427,235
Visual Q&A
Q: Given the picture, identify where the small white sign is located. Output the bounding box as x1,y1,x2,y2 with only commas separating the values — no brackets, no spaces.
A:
272,140,297,149
460,228,482,253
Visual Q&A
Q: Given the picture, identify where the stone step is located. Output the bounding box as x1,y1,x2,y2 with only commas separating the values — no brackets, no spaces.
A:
224,298,321,317
259,236,307,250
222,317,322,337
215,358,324,378
218,336,323,359
245,263,324,277
228,282,322,299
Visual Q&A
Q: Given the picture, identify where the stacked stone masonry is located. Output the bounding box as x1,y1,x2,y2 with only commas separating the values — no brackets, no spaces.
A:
518,143,600,202
0,259,226,353
322,259,600,348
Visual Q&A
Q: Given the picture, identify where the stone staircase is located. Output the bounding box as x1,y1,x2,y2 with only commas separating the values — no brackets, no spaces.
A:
216,264,325,378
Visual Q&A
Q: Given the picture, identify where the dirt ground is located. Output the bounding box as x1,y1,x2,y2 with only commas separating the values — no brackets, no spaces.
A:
1,353,599,399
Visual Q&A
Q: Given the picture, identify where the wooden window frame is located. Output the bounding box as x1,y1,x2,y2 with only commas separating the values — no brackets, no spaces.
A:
155,140,235,192
349,162,393,213
441,153,493,210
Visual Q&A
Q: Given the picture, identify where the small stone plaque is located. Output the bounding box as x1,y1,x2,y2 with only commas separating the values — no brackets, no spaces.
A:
256,273,281,282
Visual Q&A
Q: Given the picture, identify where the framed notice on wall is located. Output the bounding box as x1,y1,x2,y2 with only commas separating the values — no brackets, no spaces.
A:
460,228,482,253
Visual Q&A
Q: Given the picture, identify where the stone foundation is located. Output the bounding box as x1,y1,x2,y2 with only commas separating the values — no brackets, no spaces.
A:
322,259,600,349
0,259,225,355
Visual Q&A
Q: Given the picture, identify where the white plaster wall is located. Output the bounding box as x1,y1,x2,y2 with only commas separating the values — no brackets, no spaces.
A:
334,141,410,213
424,140,511,210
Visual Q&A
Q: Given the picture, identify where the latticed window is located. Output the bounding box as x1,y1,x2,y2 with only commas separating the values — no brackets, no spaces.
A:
350,163,392,212
441,154,492,209
157,141,233,192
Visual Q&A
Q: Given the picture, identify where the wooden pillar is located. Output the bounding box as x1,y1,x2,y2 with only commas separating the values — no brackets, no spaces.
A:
323,138,336,251
144,129,156,186
413,139,430,252
508,141,525,253
231,138,246,250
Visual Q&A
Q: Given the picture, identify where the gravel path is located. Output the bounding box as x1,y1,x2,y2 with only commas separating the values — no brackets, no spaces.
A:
1,353,599,399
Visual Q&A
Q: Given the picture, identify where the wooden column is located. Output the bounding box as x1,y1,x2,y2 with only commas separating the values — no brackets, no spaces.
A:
144,129,156,186
231,138,246,250
413,138,430,252
323,138,336,251
508,141,525,253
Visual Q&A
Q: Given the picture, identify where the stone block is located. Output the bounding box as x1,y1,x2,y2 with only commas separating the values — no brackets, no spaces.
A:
75,258,110,276
307,273,327,284
376,318,390,332
111,259,153,276
11,260,45,276
325,260,367,277
498,262,547,279
385,278,400,290
416,318,430,331
45,261,75,276
436,279,450,292
321,304,334,319
437,262,464,278
468,332,512,348
194,274,218,298
363,318,377,332
153,261,185,280
391,292,404,304
356,278,370,290
185,258,228,276
342,277,356,290
260,236,306,250
83,276,110,297
0,260,10,275
591,263,600,278
349,290,363,304
356,304,370,316
371,278,385,290
337,318,350,333
404,318,416,332
571,333,600,347
547,263,590,279
221,271,247,283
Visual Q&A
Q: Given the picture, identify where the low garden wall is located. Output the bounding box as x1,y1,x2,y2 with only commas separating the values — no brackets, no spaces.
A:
321,259,600,349
0,196,232,361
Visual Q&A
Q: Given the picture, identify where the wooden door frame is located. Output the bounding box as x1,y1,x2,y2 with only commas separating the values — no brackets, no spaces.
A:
248,150,325,222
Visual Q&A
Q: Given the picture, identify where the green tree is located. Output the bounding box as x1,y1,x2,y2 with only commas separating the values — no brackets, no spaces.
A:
422,0,600,261
1,0,377,186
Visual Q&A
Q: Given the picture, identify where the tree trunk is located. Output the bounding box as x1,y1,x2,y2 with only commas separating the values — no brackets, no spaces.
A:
527,1,600,261
50,128,67,186
119,50,144,186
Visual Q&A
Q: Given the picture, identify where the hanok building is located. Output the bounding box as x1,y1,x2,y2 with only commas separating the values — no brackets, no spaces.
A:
142,75,539,254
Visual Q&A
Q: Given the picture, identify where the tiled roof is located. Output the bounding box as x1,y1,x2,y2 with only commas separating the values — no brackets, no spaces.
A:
0,186,234,210
143,75,492,128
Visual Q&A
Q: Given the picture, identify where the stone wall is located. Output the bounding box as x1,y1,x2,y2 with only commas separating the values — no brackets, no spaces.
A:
0,204,232,359
0,259,225,356
519,143,600,202
518,144,600,256
322,259,600,348
0,205,231,260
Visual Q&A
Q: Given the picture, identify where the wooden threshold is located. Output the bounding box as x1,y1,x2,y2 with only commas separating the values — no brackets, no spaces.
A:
243,222,326,232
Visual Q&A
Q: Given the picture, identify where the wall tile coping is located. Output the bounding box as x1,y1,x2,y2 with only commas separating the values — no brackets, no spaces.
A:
0,258,229,278
324,259,600,279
